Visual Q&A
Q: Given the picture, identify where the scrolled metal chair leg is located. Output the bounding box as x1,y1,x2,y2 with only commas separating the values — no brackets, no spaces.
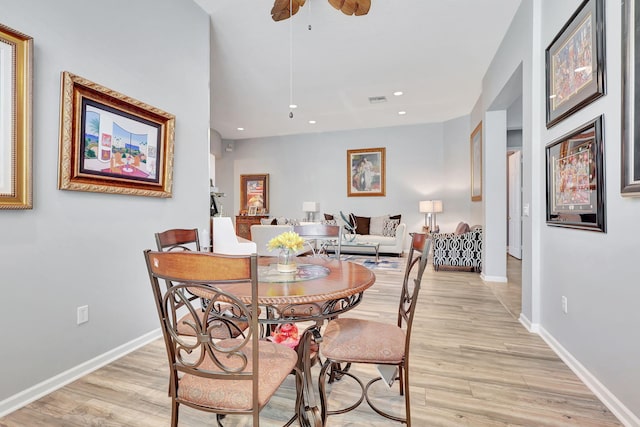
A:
364,376,408,424
318,358,365,424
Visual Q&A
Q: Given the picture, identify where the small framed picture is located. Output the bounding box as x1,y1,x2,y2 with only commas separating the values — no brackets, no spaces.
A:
470,122,482,202
545,115,605,232
248,206,258,216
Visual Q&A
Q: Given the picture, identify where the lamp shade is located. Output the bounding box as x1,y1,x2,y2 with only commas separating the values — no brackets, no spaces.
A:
302,201,319,212
419,200,443,213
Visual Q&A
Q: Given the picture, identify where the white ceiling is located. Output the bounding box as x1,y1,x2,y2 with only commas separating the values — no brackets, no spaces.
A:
193,0,522,140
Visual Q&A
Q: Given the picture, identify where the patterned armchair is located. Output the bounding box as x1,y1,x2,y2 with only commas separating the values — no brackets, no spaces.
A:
432,227,483,272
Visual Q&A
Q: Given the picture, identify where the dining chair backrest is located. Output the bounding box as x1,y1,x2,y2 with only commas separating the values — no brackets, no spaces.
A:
155,228,201,252
143,250,264,424
293,224,342,258
398,232,430,350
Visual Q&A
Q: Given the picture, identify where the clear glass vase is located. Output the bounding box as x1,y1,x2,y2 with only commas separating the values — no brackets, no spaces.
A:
277,248,297,273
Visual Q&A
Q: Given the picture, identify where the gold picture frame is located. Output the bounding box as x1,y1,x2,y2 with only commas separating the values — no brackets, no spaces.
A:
347,147,386,197
470,122,482,201
240,174,269,213
58,72,175,197
0,24,33,209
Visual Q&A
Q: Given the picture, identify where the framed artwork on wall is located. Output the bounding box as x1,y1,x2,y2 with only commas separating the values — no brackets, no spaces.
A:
0,24,33,209
240,174,269,213
545,115,605,232
545,0,605,128
621,0,640,195
58,72,175,197
347,147,386,197
470,122,482,202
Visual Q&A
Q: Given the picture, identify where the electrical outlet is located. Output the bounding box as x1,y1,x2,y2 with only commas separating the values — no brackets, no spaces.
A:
561,296,568,314
77,305,89,325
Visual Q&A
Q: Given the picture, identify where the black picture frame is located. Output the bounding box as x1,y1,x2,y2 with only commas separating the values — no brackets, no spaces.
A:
545,115,605,232
545,0,605,128
621,0,640,195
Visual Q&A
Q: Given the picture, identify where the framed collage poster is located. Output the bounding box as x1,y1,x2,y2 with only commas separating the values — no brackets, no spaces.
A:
347,147,385,197
240,174,269,213
545,0,605,128
58,72,175,197
470,122,482,201
545,115,605,232
0,23,33,209
621,0,640,195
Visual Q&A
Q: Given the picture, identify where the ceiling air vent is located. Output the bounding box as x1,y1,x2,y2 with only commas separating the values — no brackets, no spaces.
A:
368,96,387,104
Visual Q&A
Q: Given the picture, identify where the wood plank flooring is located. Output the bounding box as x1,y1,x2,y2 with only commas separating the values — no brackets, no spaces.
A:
0,256,622,426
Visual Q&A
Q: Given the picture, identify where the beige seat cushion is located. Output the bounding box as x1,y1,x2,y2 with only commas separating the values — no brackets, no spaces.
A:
177,339,297,410
321,318,405,364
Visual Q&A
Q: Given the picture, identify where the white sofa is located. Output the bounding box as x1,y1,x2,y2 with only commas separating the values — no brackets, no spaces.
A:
340,223,406,256
250,221,406,257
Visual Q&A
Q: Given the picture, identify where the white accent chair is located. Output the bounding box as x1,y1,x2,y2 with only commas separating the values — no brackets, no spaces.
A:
212,217,257,255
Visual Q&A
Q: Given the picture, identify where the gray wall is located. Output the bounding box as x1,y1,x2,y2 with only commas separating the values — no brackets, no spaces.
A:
0,0,210,405
479,0,640,422
216,119,474,239
539,0,640,419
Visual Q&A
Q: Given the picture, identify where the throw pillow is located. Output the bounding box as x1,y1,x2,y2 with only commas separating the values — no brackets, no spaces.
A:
369,214,390,235
455,222,470,235
260,218,272,225
389,214,402,223
324,213,334,220
321,219,337,225
270,218,278,225
353,215,371,235
382,219,400,237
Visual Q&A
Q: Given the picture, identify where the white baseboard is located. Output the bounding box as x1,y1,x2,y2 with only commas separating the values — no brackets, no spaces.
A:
480,273,507,282
538,327,640,427
518,313,539,333
0,329,162,418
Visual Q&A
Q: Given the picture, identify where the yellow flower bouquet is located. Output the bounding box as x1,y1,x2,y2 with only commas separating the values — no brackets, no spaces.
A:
267,231,305,252
268,231,305,273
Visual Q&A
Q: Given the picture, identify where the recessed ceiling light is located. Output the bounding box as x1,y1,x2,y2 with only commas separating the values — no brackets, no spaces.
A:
289,104,298,109
393,91,403,96
398,111,407,115
308,120,316,124
237,127,245,131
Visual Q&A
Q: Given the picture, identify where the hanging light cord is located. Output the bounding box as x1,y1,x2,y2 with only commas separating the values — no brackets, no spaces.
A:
289,0,294,118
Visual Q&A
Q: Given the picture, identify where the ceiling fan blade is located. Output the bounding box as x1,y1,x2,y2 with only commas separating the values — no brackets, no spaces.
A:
328,0,370,16
271,0,307,22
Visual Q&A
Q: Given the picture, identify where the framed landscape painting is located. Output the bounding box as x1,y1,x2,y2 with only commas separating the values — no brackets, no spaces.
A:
545,115,605,232
545,0,605,128
347,147,385,197
0,24,33,209
58,72,175,197
240,174,269,212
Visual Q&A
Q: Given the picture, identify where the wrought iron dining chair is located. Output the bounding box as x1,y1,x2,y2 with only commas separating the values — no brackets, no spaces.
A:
155,228,248,339
155,228,202,252
144,250,301,427
317,232,430,426
293,224,342,259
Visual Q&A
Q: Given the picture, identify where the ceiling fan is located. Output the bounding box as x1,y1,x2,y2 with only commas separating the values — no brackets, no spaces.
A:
271,0,371,21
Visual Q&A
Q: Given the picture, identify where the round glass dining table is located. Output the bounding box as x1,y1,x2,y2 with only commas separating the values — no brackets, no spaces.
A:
191,256,376,427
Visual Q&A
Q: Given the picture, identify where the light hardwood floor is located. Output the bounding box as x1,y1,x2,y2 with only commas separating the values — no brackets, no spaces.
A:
0,256,622,426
